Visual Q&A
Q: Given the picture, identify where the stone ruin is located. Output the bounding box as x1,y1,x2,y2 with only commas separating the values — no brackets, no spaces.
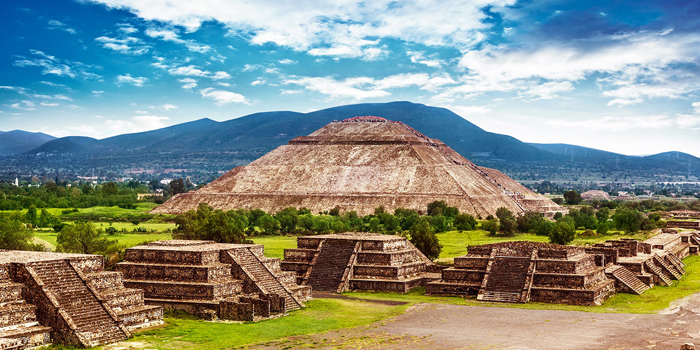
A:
427,232,695,305
0,250,163,349
116,240,311,321
280,233,441,293
152,116,564,218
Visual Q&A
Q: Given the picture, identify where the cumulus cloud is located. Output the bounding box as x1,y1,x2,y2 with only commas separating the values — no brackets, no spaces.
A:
116,74,148,87
157,63,230,80
279,59,297,65
87,0,514,59
13,49,100,79
407,51,442,68
9,100,36,110
519,81,574,100
95,36,150,55
200,88,249,105
117,23,138,34
162,104,179,110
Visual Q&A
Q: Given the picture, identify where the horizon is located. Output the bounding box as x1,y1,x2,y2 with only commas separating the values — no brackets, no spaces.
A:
1,0,699,157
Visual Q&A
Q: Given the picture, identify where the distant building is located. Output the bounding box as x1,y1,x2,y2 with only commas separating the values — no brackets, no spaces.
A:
581,190,611,201
14,177,18,186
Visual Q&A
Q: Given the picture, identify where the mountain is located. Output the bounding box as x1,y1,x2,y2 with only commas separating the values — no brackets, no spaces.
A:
0,130,55,156
6,101,699,181
28,118,217,155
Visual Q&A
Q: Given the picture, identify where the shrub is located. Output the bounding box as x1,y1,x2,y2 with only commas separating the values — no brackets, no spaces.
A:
409,218,442,260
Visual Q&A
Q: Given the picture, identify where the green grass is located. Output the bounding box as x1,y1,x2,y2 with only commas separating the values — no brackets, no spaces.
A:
33,230,171,250
124,298,407,349
250,235,297,259
2,203,160,216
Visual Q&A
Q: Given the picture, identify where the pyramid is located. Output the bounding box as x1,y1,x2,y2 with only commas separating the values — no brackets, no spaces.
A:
152,116,562,217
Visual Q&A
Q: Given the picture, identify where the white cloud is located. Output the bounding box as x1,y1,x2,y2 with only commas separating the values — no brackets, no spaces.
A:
162,104,179,110
251,78,266,86
546,115,700,131
145,27,212,53
280,89,302,95
106,115,170,133
179,78,197,90
117,23,138,34
279,59,297,65
117,74,148,87
92,90,104,94
9,101,36,110
13,50,100,79
200,88,249,106
284,73,456,100
40,102,59,107
95,36,150,55
217,82,231,87
693,102,700,114
87,0,514,59
519,81,574,100
407,51,442,68
163,64,230,80
445,105,492,116
47,19,77,34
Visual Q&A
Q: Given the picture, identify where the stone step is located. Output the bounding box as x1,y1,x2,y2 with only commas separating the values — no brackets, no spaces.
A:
645,260,673,286
610,266,650,295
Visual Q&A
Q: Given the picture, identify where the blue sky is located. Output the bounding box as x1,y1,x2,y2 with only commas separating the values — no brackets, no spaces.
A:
1,0,700,156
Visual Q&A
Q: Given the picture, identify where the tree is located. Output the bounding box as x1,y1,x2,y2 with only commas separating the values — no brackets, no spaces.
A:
25,205,38,226
0,213,44,251
169,178,187,196
563,190,583,205
56,221,117,254
427,200,447,216
612,208,644,233
38,209,61,228
549,219,576,245
255,214,281,235
454,213,477,230
102,182,119,196
516,211,545,233
173,203,251,243
275,207,299,233
409,218,442,260
482,218,499,235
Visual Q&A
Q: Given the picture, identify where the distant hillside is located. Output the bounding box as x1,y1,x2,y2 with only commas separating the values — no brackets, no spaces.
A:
4,101,699,182
0,130,55,156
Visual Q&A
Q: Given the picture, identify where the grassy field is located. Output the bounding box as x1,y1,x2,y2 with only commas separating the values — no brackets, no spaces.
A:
120,298,408,350
34,229,171,250
3,202,160,217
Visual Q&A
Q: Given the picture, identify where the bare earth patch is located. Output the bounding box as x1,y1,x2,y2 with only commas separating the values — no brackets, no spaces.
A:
243,293,700,349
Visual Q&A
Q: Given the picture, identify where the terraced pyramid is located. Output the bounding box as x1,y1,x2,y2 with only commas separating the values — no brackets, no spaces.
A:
153,117,561,217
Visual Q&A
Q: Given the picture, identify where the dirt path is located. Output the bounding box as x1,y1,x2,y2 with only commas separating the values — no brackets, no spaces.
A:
32,237,54,251
249,294,700,349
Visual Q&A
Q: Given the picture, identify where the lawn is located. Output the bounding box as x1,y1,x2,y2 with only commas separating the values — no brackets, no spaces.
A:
34,229,171,250
120,298,408,350
251,235,297,259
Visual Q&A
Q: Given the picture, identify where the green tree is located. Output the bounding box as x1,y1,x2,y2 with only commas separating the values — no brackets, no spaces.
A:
102,182,119,196
25,205,38,226
482,218,499,235
56,221,117,254
549,219,576,245
173,203,250,243
454,213,477,230
516,211,545,233
0,213,44,251
169,178,187,196
612,208,644,233
275,207,299,233
409,218,442,260
38,209,61,228
563,190,583,205
255,214,281,235
427,200,447,216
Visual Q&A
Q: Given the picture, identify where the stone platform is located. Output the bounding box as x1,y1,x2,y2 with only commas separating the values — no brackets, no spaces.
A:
116,240,311,321
281,233,440,293
0,250,163,348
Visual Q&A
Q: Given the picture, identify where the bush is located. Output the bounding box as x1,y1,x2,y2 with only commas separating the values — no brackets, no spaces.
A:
453,213,477,230
563,190,583,205
482,218,499,235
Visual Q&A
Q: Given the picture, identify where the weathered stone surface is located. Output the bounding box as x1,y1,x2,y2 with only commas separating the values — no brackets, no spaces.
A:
153,117,563,218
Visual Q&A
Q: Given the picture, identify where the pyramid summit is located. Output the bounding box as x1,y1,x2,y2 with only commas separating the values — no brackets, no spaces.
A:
152,116,562,217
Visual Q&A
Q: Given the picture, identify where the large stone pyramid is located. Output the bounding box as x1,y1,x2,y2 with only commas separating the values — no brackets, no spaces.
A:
153,116,562,217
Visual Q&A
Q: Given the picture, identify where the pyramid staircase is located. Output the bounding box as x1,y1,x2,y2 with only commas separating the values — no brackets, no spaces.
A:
665,254,686,275
477,249,536,303
653,255,683,280
645,260,673,286
26,260,130,347
0,266,51,349
225,249,304,311
609,266,650,295
306,240,359,293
